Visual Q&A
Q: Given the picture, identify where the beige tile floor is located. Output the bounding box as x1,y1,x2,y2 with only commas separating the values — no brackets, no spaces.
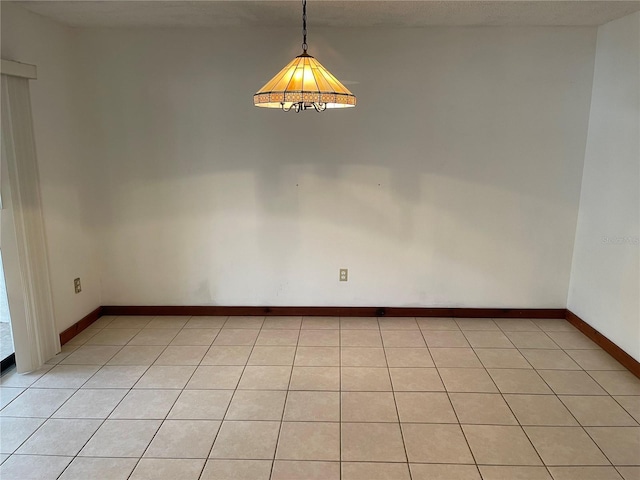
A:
0,315,639,480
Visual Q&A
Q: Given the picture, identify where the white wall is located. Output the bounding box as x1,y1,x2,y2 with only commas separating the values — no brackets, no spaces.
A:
568,12,640,361
4,4,638,360
75,26,596,308
1,3,102,331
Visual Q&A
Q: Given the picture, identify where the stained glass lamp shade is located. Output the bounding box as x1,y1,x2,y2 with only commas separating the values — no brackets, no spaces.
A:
253,0,356,112
254,52,356,112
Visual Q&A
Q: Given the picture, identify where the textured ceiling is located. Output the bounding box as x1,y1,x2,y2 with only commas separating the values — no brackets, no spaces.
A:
13,0,640,27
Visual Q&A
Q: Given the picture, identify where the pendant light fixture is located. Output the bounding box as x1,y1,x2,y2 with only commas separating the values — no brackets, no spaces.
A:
253,0,356,112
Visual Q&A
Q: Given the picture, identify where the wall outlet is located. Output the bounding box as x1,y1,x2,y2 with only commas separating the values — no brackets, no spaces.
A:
339,269,348,282
74,278,82,294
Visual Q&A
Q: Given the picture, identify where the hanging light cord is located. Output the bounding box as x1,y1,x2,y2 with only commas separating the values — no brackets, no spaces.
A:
302,0,308,53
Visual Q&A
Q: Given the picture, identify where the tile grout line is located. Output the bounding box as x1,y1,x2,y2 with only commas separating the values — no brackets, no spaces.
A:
127,315,226,480
32,314,221,479
523,325,637,470
12,315,159,478
426,320,483,479
491,318,557,479
1,416,619,427
380,316,414,480
51,314,159,480
610,395,640,427
496,319,634,474
198,315,264,480
267,317,301,480
503,324,640,445
186,319,237,464
108,315,188,480
338,317,342,480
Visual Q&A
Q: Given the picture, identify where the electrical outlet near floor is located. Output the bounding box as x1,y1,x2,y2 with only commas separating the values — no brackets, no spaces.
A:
74,278,82,294
339,268,348,282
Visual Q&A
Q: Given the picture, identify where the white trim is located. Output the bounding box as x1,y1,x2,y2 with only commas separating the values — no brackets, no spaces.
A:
1,59,37,80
